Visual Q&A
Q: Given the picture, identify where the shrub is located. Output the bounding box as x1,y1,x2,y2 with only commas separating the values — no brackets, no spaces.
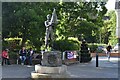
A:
88,43,107,53
88,43,98,53
9,51,18,59
80,41,92,63
79,52,92,63
53,39,80,52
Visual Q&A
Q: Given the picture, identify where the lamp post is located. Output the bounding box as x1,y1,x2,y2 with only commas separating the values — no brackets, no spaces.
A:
115,0,120,53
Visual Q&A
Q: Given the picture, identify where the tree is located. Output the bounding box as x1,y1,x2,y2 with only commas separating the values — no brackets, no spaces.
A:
101,10,117,45
2,2,108,51
2,2,58,49
56,2,107,43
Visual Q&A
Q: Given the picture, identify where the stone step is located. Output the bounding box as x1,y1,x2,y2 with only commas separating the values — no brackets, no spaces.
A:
31,71,71,78
35,64,67,74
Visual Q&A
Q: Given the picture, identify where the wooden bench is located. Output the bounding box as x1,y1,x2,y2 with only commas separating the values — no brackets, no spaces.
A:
16,53,42,65
32,53,42,65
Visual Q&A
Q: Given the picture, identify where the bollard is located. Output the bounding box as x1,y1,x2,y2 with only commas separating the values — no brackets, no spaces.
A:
17,59,18,64
96,53,98,67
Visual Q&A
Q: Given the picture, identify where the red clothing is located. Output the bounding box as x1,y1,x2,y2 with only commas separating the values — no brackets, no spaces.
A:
2,51,9,59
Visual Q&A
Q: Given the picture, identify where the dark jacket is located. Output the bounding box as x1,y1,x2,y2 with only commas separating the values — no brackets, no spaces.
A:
107,45,112,52
19,49,27,56
28,50,34,57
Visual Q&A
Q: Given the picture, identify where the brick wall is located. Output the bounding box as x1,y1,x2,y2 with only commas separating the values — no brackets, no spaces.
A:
91,53,120,57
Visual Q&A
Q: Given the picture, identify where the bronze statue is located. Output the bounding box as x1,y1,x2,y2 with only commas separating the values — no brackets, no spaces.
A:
44,8,57,51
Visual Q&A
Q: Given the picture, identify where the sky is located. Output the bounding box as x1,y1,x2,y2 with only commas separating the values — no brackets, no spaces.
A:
105,0,116,11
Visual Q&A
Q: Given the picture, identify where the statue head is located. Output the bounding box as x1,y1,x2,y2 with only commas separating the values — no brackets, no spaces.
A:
47,14,51,21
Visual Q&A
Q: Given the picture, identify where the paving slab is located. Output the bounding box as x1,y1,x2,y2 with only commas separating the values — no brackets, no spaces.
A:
67,57,119,78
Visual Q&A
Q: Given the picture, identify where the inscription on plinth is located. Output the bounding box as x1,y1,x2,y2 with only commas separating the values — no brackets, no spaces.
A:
42,51,62,67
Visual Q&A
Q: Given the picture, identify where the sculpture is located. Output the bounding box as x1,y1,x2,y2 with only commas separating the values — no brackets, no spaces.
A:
44,8,57,51
31,9,70,78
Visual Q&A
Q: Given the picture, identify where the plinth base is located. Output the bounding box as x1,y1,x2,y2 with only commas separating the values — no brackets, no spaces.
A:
35,64,67,74
31,71,70,78
31,64,70,78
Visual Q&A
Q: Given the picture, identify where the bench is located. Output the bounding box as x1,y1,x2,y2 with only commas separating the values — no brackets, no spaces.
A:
32,53,42,65
16,53,42,65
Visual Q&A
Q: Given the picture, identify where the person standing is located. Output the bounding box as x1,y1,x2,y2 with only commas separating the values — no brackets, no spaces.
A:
19,47,27,65
2,49,10,65
106,44,112,60
28,48,34,65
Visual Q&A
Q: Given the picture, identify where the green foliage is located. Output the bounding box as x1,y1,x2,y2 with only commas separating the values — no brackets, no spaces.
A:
40,45,52,51
80,41,92,63
88,43,98,53
2,2,108,51
107,11,117,45
101,10,117,45
2,38,21,51
80,53,92,63
2,2,56,48
57,2,107,43
88,43,107,53
9,51,18,59
53,39,80,52
2,41,9,49
80,53,91,57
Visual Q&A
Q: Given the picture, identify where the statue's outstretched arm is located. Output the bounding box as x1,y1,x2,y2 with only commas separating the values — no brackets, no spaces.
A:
45,21,49,27
45,21,52,27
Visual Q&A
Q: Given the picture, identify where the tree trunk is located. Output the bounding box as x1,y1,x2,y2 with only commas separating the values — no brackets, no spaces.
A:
21,27,27,47
21,36,26,47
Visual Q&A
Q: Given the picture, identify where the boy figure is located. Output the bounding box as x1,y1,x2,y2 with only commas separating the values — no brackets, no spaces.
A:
44,14,53,50
44,8,57,51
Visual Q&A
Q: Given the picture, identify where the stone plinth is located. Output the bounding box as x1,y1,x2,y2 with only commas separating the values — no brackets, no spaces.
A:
31,51,70,78
31,64,70,78
42,51,62,67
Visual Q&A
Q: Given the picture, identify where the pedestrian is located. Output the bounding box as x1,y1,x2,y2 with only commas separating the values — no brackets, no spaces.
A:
106,44,112,60
2,49,10,65
19,47,27,65
28,48,34,65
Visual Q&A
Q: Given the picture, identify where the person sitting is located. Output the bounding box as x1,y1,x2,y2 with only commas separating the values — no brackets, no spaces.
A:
28,48,34,65
19,47,27,65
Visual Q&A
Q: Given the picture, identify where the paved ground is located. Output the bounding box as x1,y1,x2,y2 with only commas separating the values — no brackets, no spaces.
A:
68,57,119,78
1,56,119,79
